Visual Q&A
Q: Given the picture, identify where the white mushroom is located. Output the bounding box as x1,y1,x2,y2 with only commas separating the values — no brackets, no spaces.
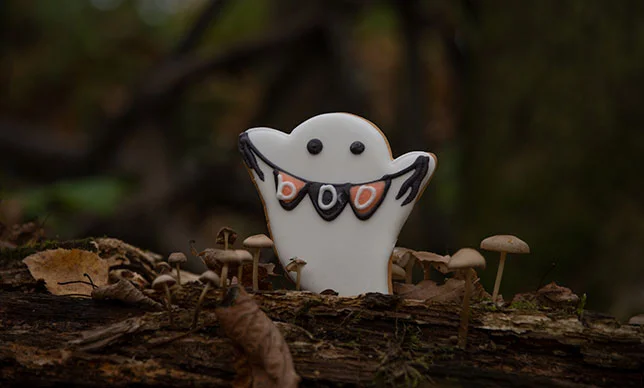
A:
168,252,188,286
243,234,274,291
192,270,220,329
480,235,530,302
448,248,486,349
285,258,307,291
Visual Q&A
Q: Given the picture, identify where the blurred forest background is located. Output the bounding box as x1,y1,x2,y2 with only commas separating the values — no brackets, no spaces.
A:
1,0,643,318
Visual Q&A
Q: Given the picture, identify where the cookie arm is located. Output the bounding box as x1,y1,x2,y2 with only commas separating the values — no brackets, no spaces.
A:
386,152,437,206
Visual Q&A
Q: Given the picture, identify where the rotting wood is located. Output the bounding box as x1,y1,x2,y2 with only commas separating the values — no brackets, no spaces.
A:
1,283,643,387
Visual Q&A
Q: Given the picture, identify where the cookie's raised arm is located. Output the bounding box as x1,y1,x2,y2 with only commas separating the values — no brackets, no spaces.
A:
385,151,437,206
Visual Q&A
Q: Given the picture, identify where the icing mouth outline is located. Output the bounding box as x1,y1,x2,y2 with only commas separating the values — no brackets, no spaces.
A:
239,132,430,221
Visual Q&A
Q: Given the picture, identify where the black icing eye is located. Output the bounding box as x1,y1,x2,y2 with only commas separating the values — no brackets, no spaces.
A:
350,141,365,155
307,138,323,155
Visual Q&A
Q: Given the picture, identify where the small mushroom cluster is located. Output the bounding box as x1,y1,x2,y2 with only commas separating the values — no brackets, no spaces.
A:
192,227,275,291
389,234,530,348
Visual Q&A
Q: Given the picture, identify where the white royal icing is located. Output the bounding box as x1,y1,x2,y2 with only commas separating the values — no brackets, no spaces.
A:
275,173,297,201
240,113,437,296
317,184,338,210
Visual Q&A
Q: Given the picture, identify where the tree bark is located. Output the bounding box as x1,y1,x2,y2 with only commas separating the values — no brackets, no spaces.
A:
1,284,643,387
1,238,642,386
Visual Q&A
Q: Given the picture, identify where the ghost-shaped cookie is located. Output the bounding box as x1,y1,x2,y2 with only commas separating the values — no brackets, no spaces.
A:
239,113,437,296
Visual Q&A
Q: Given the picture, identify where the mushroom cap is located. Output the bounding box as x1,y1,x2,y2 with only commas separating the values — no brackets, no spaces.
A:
391,263,406,280
243,234,274,248
168,252,188,264
431,255,452,274
285,257,307,272
218,249,242,264
216,226,238,245
412,251,450,264
480,235,530,254
152,274,177,289
155,261,172,274
199,270,220,286
198,248,227,269
391,247,414,266
448,248,486,270
234,249,253,262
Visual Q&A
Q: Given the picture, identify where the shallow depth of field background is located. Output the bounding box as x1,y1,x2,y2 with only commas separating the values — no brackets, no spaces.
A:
2,0,643,318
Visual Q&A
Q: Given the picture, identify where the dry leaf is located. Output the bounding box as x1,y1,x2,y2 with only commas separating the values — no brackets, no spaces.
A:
92,279,163,310
22,249,108,296
395,278,490,302
215,286,300,388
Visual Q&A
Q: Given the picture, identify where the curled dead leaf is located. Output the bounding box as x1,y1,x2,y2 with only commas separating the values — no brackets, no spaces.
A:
22,249,108,296
215,286,300,388
92,279,163,310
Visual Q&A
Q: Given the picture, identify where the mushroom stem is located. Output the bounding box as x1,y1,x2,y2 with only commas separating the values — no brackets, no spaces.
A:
252,249,260,291
237,264,244,285
163,284,174,326
191,283,211,329
492,251,507,302
175,264,182,286
457,269,473,349
404,254,415,284
295,268,302,291
220,264,229,287
223,231,229,251
422,262,432,281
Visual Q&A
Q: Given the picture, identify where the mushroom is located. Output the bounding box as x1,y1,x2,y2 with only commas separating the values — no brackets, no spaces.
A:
391,247,415,284
243,234,274,291
192,270,220,329
391,263,406,281
198,248,225,271
216,226,238,250
234,249,253,286
412,251,451,280
285,257,307,291
447,248,486,349
152,274,177,325
156,261,172,275
480,234,530,302
168,252,188,286
218,249,241,287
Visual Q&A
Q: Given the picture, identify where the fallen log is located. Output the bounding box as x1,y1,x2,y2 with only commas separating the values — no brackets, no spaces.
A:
1,283,643,387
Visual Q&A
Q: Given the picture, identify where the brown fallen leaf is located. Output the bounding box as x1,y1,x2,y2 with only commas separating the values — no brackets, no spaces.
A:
215,286,300,388
92,279,163,310
22,249,109,296
395,277,490,303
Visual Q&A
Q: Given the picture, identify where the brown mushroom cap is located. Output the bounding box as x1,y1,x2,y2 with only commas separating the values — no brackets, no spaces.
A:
448,248,486,270
243,234,274,248
391,247,414,267
412,251,452,274
168,252,188,264
391,263,406,280
480,235,530,254
432,255,452,273
285,258,307,272
234,249,253,262
156,261,172,274
198,248,227,269
199,270,220,286
152,274,177,289
412,251,449,264
216,226,238,245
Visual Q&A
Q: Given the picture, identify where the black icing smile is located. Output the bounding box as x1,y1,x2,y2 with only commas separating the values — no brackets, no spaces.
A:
239,132,430,221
